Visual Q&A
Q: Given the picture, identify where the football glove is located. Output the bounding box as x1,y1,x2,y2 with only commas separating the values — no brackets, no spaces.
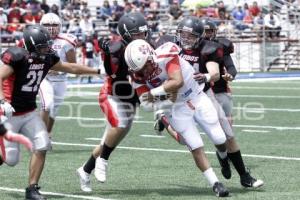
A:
153,110,166,135
98,37,110,54
0,100,15,120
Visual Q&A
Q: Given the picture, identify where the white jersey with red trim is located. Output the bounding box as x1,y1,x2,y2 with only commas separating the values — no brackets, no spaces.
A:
47,33,77,81
133,42,204,102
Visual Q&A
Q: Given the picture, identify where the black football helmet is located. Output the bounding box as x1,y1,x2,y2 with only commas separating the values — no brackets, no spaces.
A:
23,24,54,55
177,16,205,50
117,12,150,43
202,19,217,40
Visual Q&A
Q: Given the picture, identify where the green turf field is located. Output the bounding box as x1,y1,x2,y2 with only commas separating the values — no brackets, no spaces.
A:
1,79,300,200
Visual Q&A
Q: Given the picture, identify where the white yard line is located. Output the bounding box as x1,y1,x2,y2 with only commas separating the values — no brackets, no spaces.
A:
140,134,166,138
56,116,300,130
242,129,270,133
55,101,300,112
0,187,111,200
64,92,300,99
52,141,300,161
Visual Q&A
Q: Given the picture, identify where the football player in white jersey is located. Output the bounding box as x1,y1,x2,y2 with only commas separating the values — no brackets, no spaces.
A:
125,39,229,197
39,13,77,136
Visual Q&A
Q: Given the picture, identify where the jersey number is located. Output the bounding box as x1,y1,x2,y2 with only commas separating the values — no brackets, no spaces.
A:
22,71,44,92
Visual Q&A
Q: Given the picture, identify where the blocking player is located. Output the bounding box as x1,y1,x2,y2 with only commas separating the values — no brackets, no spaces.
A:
124,39,229,197
76,12,153,192
0,24,100,200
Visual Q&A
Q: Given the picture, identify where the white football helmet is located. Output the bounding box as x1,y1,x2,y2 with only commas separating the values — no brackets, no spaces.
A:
124,39,156,73
40,13,62,39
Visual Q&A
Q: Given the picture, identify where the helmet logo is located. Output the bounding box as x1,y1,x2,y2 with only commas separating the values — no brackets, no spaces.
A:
138,25,148,32
138,44,150,55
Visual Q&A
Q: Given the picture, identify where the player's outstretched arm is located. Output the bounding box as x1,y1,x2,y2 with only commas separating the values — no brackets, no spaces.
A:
0,64,14,100
51,61,100,75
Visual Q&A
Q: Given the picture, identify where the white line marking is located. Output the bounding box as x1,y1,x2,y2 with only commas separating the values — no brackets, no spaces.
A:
64,92,300,99
56,116,300,130
233,94,300,99
242,129,270,133
235,77,300,82
53,101,300,113
52,141,300,161
0,187,111,200
85,138,102,141
140,134,166,138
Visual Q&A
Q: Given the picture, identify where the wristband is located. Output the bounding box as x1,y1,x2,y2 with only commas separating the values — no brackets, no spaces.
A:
204,73,211,82
150,86,167,96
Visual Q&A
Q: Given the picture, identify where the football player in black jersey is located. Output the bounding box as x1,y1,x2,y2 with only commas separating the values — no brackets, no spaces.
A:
155,17,263,189
0,24,101,200
202,19,263,188
76,12,154,192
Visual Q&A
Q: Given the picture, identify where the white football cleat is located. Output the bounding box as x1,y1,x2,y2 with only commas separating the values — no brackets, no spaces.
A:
95,157,108,183
76,166,92,192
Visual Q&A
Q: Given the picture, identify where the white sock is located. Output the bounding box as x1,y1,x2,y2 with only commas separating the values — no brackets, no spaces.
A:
203,168,219,187
217,150,228,159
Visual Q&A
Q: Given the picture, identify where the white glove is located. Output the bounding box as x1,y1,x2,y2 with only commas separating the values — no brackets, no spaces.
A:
0,100,15,120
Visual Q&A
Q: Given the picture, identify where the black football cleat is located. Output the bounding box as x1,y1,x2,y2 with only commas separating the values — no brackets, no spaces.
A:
216,152,231,179
25,184,47,200
240,171,264,188
213,182,229,197
0,155,3,165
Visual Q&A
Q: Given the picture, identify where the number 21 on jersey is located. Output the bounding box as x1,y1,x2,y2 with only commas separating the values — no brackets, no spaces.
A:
22,70,44,92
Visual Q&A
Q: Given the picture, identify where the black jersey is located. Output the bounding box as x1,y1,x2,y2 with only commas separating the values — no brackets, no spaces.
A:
1,47,60,113
180,40,223,92
211,37,237,94
100,40,139,105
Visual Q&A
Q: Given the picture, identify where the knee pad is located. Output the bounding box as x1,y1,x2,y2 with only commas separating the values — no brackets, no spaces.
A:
5,148,20,166
33,131,52,151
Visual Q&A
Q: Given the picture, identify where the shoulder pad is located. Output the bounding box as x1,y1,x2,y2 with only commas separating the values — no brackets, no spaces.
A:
155,35,178,48
201,40,222,56
109,40,125,54
216,38,234,53
1,47,27,65
57,33,78,47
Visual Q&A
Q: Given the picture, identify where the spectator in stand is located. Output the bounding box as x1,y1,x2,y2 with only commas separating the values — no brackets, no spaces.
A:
79,14,94,42
124,2,133,15
62,3,74,21
231,5,248,30
249,1,261,17
99,0,112,21
169,0,183,20
253,13,265,38
6,17,23,40
111,0,124,19
40,0,50,13
22,9,36,25
7,6,24,23
149,0,160,10
80,1,91,17
26,0,41,15
68,18,82,38
34,9,44,23
264,10,281,39
147,10,159,32
0,7,8,35
108,12,119,32
216,1,226,19
50,4,60,15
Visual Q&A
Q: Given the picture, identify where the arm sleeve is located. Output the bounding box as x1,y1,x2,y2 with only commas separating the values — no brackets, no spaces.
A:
223,55,237,78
